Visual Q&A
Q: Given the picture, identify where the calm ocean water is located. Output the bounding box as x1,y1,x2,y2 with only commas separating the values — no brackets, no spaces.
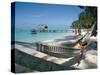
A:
15,28,74,43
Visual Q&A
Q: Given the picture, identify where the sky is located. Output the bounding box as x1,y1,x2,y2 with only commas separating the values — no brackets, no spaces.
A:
15,2,84,29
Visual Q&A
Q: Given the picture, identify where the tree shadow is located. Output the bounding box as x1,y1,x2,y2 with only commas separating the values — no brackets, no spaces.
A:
61,54,85,67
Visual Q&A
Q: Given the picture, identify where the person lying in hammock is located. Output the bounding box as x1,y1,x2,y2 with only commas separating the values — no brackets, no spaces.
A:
77,41,87,66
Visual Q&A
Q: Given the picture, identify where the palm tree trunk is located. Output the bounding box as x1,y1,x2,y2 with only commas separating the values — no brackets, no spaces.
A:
75,29,77,36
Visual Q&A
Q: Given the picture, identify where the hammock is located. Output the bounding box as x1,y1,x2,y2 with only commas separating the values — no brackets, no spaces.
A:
74,24,95,49
36,24,95,58
75,24,96,66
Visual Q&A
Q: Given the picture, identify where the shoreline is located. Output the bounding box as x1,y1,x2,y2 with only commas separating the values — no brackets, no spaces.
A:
38,30,87,43
15,31,87,47
14,32,97,70
15,31,76,43
15,30,95,48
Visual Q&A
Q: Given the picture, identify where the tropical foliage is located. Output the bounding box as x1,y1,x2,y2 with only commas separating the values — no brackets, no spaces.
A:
71,6,97,36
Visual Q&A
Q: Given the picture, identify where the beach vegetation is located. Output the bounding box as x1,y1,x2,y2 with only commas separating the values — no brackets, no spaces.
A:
71,6,97,36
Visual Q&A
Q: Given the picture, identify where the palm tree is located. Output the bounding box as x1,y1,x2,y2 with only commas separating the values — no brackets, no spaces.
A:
79,11,94,31
81,6,97,20
84,7,97,36
71,6,97,36
71,20,81,36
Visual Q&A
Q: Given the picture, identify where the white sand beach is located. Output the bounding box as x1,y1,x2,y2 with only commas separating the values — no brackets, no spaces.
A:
38,31,97,69
15,30,97,70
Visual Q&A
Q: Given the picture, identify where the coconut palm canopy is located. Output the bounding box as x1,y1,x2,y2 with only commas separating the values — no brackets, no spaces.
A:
71,6,97,36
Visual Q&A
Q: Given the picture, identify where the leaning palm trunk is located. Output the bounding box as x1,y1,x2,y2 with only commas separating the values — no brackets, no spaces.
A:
78,29,81,35
75,29,77,36
86,28,90,33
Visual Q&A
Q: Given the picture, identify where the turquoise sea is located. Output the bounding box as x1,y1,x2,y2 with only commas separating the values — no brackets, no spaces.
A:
15,27,74,43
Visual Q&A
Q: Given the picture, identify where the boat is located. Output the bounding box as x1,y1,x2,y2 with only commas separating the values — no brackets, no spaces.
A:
13,25,97,73
31,29,37,34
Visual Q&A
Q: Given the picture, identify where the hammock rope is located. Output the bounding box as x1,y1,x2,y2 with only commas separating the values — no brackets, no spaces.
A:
76,24,96,66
